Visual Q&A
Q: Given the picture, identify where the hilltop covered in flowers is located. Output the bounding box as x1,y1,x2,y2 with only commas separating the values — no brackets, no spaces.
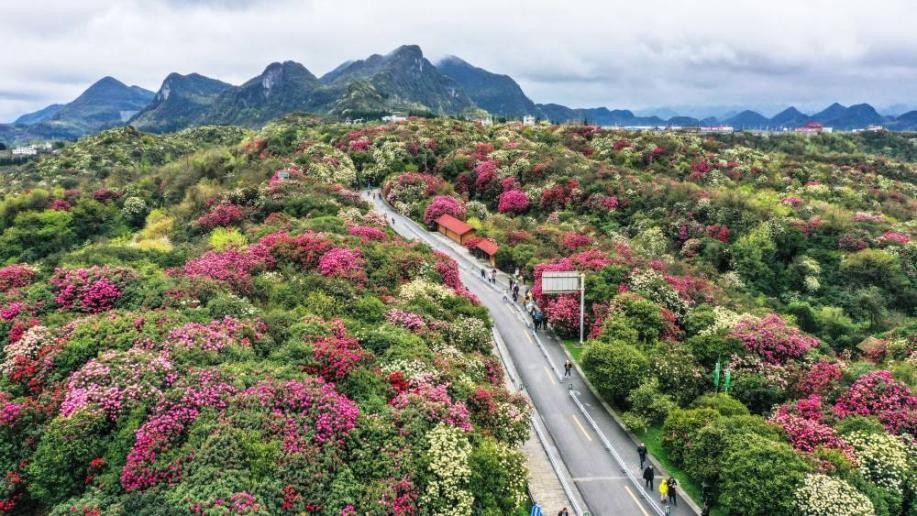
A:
0,116,532,514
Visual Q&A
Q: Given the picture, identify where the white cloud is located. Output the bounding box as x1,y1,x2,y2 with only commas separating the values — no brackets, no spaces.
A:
1,0,915,121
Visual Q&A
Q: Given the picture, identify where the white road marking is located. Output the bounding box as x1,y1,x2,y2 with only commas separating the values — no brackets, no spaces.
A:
545,366,556,385
571,414,592,441
625,485,651,516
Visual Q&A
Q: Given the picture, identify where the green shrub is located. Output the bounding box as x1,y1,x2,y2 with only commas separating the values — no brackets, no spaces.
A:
690,393,749,416
661,408,719,466
581,340,650,405
627,378,677,424
717,434,811,515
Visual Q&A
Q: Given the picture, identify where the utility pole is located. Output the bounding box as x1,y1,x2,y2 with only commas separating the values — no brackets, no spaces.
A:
579,273,585,345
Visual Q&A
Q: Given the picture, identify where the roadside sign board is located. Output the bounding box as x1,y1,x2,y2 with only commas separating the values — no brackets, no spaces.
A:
542,271,581,294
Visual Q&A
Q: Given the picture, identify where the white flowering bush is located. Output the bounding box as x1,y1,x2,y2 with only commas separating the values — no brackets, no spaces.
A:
2,325,53,375
420,424,473,515
466,200,490,220
846,432,910,496
794,474,874,516
698,306,744,336
380,359,436,382
363,141,410,183
298,143,356,185
398,279,455,304
629,268,687,315
632,227,669,257
445,316,491,353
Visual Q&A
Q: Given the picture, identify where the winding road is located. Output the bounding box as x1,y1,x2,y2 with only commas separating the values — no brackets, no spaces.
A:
365,190,697,516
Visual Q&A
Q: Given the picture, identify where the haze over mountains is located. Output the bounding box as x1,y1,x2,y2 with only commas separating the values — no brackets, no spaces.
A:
3,44,916,144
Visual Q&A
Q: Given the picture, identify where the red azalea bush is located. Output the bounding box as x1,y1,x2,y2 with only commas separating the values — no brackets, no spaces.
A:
423,195,466,226
311,322,366,381
798,360,843,396
196,203,246,229
50,266,137,313
182,246,271,293
259,231,332,269
497,190,529,214
833,370,917,433
562,233,592,250
730,314,819,364
389,376,472,431
770,397,854,460
544,295,581,337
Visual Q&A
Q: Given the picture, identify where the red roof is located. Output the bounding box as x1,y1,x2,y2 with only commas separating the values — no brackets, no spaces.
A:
475,238,499,256
436,214,474,235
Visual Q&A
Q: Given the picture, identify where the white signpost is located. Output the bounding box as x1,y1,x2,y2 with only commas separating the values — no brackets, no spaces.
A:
542,271,587,344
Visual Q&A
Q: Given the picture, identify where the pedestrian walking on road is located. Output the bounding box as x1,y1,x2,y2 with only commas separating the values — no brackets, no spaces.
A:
564,359,572,377
701,502,710,516
557,508,569,516
480,267,486,280
637,442,648,469
667,477,678,506
502,286,510,303
643,464,655,490
659,478,669,503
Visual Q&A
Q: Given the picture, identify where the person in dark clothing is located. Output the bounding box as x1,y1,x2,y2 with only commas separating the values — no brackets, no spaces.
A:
480,267,486,279
557,508,569,516
667,477,678,506
637,442,648,469
564,359,573,377
701,502,710,516
643,464,655,490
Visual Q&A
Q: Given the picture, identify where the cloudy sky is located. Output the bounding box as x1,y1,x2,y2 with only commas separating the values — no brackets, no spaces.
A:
2,0,916,121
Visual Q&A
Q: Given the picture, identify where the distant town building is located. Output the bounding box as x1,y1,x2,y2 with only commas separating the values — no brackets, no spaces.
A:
477,116,493,126
382,114,408,123
12,145,38,156
523,115,536,126
795,121,833,134
699,125,735,134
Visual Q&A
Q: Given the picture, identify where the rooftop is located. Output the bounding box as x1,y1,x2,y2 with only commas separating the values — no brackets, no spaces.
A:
435,214,474,235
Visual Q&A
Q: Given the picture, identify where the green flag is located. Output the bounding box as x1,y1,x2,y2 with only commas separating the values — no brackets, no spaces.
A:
713,360,721,391
724,369,732,394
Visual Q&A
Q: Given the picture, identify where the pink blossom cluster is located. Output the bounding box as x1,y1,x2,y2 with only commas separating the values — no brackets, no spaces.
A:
0,264,36,292
196,203,245,229
423,195,467,226
730,314,819,364
240,378,359,448
121,372,237,490
540,182,577,211
348,224,386,241
348,138,372,152
770,410,854,460
664,273,713,305
49,199,72,211
474,160,498,190
798,360,843,396
383,172,443,203
167,317,261,353
497,189,530,214
182,246,271,293
386,309,427,332
0,302,24,321
544,295,581,336
259,230,331,269
878,231,910,245
562,233,592,250
317,247,366,283
705,224,730,242
389,376,472,431
433,252,478,304
0,394,22,426
853,212,883,223
60,349,174,419
50,266,136,313
782,196,804,207
833,370,917,434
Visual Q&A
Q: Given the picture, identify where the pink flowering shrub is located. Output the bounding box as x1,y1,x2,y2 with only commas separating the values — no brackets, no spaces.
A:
433,251,478,304
0,393,22,426
0,302,24,321
166,317,265,353
423,195,466,226
562,233,592,250
833,370,917,434
798,360,843,396
730,314,819,364
770,398,854,460
0,265,36,292
182,246,270,293
782,196,804,207
386,310,427,332
544,295,581,337
348,224,386,241
878,231,910,245
317,248,366,284
50,266,137,313
497,190,529,214
259,230,332,269
390,376,472,432
383,172,443,204
196,203,245,229
60,348,174,419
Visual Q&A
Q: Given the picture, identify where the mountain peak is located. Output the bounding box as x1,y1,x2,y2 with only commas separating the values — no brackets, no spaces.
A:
388,44,423,59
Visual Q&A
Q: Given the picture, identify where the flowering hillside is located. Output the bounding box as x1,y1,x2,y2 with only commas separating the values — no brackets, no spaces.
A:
0,118,532,514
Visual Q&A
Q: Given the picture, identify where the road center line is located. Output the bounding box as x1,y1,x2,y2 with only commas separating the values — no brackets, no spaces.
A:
544,366,556,385
624,485,651,516
571,414,592,441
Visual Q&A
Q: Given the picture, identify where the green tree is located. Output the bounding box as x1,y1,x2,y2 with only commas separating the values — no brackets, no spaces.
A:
581,340,650,405
717,434,811,515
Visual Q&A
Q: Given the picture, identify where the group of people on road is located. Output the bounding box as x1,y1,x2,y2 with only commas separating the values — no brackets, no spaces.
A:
638,442,679,509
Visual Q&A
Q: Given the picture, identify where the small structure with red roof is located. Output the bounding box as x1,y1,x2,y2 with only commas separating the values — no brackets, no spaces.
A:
435,214,476,245
473,238,499,266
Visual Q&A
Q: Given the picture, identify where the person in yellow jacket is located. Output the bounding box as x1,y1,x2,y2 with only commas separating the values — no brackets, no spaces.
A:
659,478,669,503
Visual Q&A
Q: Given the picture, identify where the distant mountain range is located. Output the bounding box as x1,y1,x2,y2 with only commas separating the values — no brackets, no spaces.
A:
3,44,916,144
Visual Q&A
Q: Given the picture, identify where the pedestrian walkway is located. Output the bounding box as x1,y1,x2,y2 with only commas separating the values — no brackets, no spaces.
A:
365,190,698,516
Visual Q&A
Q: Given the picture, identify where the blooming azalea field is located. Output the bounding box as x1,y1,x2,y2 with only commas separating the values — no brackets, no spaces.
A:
0,115,914,515
0,119,532,514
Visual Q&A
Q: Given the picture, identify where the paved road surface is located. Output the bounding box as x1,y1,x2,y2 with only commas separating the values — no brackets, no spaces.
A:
365,190,696,516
